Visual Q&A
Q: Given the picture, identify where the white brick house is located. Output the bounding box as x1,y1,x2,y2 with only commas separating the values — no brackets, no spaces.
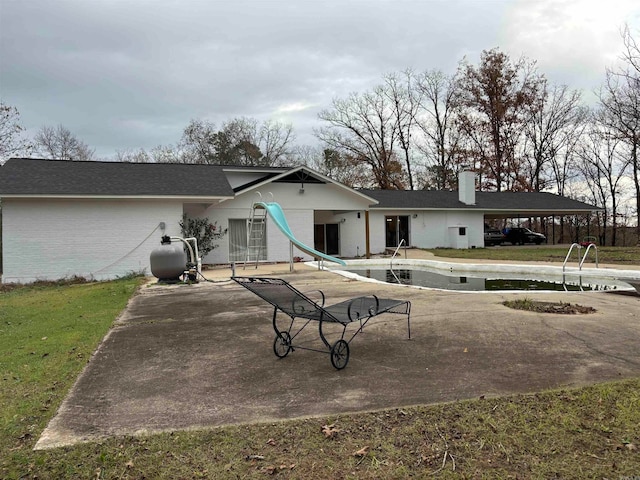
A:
0,159,600,283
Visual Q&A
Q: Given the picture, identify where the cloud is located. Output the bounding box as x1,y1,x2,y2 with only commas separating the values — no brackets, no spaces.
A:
502,0,640,92
1,0,638,158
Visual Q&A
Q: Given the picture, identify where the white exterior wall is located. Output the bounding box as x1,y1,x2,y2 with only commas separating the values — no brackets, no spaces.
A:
314,210,366,258
187,181,371,263
2,199,183,283
369,212,391,254
369,210,485,252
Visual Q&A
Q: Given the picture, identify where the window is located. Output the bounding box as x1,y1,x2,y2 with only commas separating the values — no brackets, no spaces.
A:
228,218,267,262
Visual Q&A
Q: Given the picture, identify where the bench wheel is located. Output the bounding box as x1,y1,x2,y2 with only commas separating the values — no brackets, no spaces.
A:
273,332,292,358
330,339,349,370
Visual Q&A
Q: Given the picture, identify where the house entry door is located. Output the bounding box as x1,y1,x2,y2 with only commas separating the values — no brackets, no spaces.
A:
385,215,409,248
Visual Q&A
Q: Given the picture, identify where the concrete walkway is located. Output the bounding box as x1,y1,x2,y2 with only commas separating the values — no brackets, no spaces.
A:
36,256,640,449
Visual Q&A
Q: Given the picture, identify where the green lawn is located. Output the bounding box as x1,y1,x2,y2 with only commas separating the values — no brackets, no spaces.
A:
427,246,640,265
1,275,639,478
0,278,143,478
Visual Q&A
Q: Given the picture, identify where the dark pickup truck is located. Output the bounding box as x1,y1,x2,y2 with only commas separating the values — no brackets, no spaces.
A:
504,227,546,245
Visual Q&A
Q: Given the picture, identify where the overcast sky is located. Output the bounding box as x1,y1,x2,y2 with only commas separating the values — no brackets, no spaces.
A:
1,0,639,159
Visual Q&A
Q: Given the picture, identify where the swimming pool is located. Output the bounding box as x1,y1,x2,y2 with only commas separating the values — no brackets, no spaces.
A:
327,259,638,293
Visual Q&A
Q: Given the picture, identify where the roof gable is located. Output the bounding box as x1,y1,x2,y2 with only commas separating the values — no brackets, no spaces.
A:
233,165,379,204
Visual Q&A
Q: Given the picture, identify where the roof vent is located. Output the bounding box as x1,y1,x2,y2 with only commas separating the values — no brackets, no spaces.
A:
459,171,476,205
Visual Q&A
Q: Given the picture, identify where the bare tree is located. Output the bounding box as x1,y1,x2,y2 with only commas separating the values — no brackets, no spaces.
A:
522,82,587,191
115,148,151,163
598,25,640,239
621,24,640,77
413,69,461,189
303,147,370,188
577,117,630,245
0,103,31,163
178,117,294,166
316,85,405,189
384,70,420,189
549,121,586,197
34,124,94,161
455,48,544,191
179,118,218,164
259,119,295,166
115,145,181,163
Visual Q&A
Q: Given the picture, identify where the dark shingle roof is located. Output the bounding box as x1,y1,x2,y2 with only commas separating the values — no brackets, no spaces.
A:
0,158,235,197
361,189,600,213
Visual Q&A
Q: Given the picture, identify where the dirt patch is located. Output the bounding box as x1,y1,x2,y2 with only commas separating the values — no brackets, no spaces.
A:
503,299,596,314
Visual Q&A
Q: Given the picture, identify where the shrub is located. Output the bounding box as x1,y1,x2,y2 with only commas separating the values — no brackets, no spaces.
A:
179,214,227,259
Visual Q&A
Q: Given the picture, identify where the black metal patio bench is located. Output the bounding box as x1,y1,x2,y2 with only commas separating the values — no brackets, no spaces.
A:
233,276,411,369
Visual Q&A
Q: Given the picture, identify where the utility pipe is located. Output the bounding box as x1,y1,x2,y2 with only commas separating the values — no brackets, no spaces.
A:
169,236,201,274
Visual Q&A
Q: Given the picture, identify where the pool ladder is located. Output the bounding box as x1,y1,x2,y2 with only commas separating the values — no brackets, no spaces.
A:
562,242,599,291
389,239,407,284
390,239,407,268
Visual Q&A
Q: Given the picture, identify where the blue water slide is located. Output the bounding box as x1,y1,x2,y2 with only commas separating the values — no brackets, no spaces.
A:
254,202,346,266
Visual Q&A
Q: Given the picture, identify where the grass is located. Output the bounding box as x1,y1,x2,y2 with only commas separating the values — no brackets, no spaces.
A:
0,277,143,478
427,245,640,265
1,276,639,478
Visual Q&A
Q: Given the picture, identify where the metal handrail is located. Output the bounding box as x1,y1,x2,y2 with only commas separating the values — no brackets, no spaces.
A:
390,238,407,269
579,243,598,270
562,243,582,273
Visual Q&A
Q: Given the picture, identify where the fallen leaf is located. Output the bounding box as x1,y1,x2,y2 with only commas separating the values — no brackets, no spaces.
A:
245,454,264,461
625,443,637,451
266,438,276,446
354,446,370,457
463,347,468,353
126,461,134,469
321,423,340,438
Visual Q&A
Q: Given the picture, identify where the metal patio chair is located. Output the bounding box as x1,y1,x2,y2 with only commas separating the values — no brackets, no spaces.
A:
233,276,411,369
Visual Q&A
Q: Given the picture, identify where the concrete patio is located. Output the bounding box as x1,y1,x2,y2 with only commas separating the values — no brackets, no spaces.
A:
36,259,640,449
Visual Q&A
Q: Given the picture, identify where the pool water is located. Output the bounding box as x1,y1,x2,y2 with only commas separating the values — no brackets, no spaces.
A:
344,268,622,292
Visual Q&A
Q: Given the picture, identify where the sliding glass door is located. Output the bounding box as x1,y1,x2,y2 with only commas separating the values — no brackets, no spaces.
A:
385,215,409,248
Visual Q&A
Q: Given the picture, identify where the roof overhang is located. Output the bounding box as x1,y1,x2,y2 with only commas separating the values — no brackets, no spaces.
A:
0,194,235,202
222,166,289,174
370,207,603,216
483,208,603,219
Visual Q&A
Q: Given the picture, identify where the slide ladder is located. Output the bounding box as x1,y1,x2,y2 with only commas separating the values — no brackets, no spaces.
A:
244,203,267,269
